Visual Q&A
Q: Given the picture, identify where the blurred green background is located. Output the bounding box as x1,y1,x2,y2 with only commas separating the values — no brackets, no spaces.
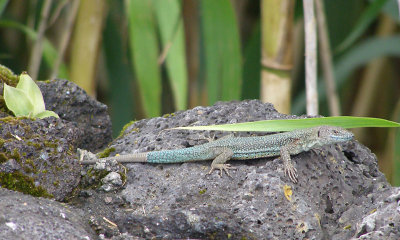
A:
0,0,399,183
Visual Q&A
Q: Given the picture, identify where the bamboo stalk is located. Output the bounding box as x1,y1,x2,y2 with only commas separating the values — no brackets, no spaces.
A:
260,0,294,114
303,0,318,116
69,0,106,97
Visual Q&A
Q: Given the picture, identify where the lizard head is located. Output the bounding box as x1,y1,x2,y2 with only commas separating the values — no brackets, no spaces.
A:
317,126,354,144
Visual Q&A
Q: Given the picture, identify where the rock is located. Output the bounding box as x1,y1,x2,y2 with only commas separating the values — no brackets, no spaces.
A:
38,79,112,152
0,74,112,152
78,100,400,239
0,117,82,201
101,172,123,192
1,97,397,239
0,188,96,239
0,78,113,201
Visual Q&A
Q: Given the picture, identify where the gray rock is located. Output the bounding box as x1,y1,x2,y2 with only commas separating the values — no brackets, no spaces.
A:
1,96,396,239
0,188,96,240
0,78,113,201
101,172,122,192
78,100,399,239
345,187,400,240
0,117,82,201
38,79,112,152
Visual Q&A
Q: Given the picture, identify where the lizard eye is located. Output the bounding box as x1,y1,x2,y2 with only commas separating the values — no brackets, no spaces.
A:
333,130,338,134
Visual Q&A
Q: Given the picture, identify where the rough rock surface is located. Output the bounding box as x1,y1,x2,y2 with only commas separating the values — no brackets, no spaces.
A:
0,188,96,239
0,117,82,201
1,96,399,239
38,79,112,151
0,75,112,152
76,100,399,239
0,77,112,200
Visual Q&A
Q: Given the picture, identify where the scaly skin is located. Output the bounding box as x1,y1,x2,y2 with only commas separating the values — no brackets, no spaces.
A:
80,126,354,183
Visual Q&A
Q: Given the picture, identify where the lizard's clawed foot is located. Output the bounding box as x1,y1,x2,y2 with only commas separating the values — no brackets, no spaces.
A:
207,164,236,177
284,165,298,183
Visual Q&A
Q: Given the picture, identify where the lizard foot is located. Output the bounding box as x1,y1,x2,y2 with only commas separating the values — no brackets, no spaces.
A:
284,165,298,183
207,164,236,177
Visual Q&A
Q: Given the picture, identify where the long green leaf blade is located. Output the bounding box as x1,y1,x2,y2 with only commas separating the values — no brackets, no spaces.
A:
126,0,161,117
200,0,242,104
242,23,261,100
153,0,187,110
335,0,388,53
173,117,399,132
103,7,135,136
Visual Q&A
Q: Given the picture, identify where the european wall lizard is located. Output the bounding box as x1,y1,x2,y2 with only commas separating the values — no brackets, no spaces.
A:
80,126,354,183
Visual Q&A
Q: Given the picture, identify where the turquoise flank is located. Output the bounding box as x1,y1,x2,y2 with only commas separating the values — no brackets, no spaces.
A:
146,147,216,163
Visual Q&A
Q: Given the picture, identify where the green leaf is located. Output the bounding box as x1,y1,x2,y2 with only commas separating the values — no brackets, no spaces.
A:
103,6,135,137
293,35,400,114
35,110,59,119
242,22,261,100
335,0,388,53
153,0,187,110
173,117,399,132
17,73,45,115
201,0,242,104
126,0,161,117
3,83,34,117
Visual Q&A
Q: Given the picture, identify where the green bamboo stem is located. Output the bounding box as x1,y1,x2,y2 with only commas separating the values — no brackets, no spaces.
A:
260,0,294,114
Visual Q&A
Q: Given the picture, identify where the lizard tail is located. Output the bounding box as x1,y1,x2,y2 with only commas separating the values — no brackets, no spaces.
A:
80,152,148,164
102,152,148,163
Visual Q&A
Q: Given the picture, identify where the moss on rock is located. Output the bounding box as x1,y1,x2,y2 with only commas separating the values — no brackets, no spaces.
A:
0,172,53,198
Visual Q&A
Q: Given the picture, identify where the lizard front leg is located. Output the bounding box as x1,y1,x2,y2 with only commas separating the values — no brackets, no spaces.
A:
207,147,235,177
280,144,299,183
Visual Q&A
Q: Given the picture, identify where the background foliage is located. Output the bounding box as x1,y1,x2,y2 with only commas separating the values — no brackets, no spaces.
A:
0,0,399,183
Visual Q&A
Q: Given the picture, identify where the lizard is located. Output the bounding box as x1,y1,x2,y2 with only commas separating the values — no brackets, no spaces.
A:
79,125,354,183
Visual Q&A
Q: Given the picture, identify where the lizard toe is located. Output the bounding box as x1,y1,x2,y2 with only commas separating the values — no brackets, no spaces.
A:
285,167,298,183
208,164,236,177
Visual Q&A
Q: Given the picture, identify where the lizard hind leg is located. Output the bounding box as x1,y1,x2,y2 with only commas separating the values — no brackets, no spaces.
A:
280,146,299,183
207,147,236,177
